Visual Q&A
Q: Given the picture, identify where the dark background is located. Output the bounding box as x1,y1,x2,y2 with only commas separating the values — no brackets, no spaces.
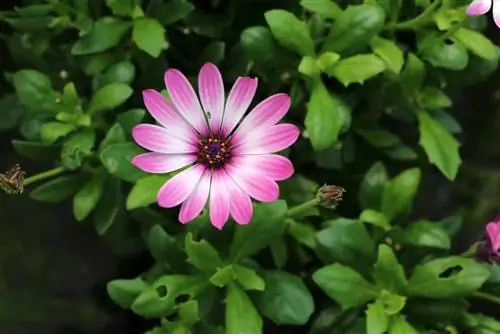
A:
2,1,500,333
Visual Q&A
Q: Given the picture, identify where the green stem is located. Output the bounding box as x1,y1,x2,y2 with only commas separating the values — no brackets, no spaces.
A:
286,198,319,217
24,166,67,187
386,0,442,30
471,291,500,305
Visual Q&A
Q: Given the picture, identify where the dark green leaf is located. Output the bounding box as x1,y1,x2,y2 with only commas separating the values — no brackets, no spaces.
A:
322,4,385,54
12,140,60,161
30,175,84,203
100,61,136,86
419,86,452,109
374,244,407,292
100,142,147,182
300,0,342,19
420,36,469,71
357,128,400,148
256,270,314,325
270,237,288,269
151,0,194,26
126,174,172,210
327,54,386,86
118,108,145,138
13,69,58,112
0,94,25,130
305,82,346,150
40,122,75,144
240,26,289,67
406,256,490,298
229,200,287,262
185,233,223,274
381,168,421,221
107,277,148,309
287,220,317,249
71,17,131,55
359,162,388,211
430,109,461,134
99,123,126,151
106,0,137,16
403,220,451,250
94,176,122,235
401,53,425,94
313,263,379,309
265,10,315,56
73,171,104,221
146,225,186,271
359,209,390,231
225,283,263,334
417,110,462,180
133,18,166,57
61,130,96,170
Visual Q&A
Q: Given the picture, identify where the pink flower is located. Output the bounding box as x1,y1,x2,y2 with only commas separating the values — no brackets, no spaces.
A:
486,217,500,256
131,63,299,230
467,0,500,27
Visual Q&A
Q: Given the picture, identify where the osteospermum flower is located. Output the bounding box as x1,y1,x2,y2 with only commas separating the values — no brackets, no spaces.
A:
131,63,300,229
476,215,500,261
467,0,500,27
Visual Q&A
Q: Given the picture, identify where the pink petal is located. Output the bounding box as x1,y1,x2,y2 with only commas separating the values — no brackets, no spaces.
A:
198,63,225,134
235,93,291,136
230,154,294,181
232,124,300,155
164,68,209,135
132,124,197,154
467,0,492,15
227,178,253,225
157,164,206,208
225,163,279,202
179,168,211,224
209,169,231,230
132,152,196,173
142,89,196,141
487,222,500,252
493,0,500,27
221,77,258,136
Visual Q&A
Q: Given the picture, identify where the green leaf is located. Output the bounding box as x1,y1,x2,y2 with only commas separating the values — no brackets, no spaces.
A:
377,290,406,316
40,122,75,144
403,220,451,250
322,4,385,54
100,61,136,86
30,175,84,203
225,283,263,334
151,0,194,25
381,168,421,221
100,123,126,151
229,200,287,262
100,142,147,182
12,140,60,161
298,56,321,78
256,270,314,325
357,128,400,148
359,162,388,211
430,109,461,134
453,27,497,60
240,26,290,67
287,220,317,249
382,144,418,161
327,54,386,86
417,110,462,180
94,176,122,235
132,275,206,318
317,52,341,72
300,0,342,19
146,225,186,271
107,277,148,309
106,0,137,16
118,109,145,138
61,130,96,170
420,36,469,71
374,244,407,292
389,315,418,334
370,36,404,73
359,209,390,231
178,300,200,325
366,301,389,334
419,86,452,109
0,94,25,130
305,82,345,151
401,53,425,94
88,83,133,114
315,218,375,266
73,171,104,221
270,237,287,269
126,174,172,210
406,256,491,298
13,69,58,112
264,10,315,56
313,263,379,309
185,233,223,274
233,265,265,291
132,18,166,57
71,17,131,55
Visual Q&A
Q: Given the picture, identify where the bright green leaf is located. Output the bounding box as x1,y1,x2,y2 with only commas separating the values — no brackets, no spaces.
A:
420,36,469,71
13,69,58,112
146,225,186,271
225,283,263,334
298,56,320,78
265,10,315,56
106,0,137,16
389,315,418,334
417,110,462,180
40,122,75,144
100,142,147,182
118,108,145,138
73,171,104,221
133,18,166,57
317,52,341,72
453,27,497,60
233,265,266,291
88,83,133,114
359,162,388,211
71,17,131,55
126,174,172,209
360,209,390,231
419,86,452,109
61,129,95,170
327,54,386,86
381,168,421,221
403,220,451,250
185,233,224,274
107,277,148,309
370,36,404,73
374,244,407,292
300,0,342,19
366,301,389,334
401,53,425,94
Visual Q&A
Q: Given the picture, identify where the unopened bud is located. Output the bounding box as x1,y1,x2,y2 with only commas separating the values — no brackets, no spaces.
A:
316,185,345,209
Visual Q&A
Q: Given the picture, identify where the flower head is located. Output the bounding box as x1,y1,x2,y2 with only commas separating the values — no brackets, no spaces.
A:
316,184,345,209
476,215,500,261
131,63,300,229
467,0,500,27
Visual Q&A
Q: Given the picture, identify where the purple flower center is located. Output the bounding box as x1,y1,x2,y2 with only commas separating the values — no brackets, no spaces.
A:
198,136,231,168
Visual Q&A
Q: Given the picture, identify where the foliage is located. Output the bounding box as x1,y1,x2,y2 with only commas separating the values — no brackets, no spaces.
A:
2,0,500,333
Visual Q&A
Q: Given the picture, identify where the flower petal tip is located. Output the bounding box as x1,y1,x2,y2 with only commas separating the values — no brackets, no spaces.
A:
466,2,491,16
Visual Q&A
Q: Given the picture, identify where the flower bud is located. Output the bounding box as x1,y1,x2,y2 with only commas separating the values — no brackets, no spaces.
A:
316,185,345,209
476,216,500,262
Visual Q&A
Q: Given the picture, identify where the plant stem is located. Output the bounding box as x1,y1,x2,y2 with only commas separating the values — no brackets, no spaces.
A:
24,166,67,186
286,198,319,217
471,291,500,305
386,0,442,30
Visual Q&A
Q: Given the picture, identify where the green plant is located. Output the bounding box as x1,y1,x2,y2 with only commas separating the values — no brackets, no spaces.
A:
2,0,500,333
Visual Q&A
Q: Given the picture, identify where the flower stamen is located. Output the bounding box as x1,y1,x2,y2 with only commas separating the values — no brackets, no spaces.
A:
198,136,231,168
